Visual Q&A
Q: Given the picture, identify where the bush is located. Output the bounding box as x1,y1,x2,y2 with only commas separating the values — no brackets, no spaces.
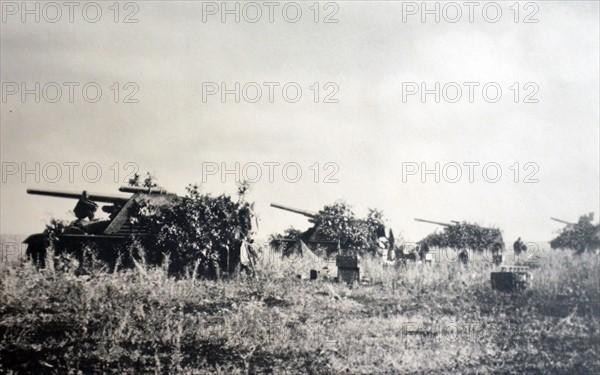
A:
131,184,255,278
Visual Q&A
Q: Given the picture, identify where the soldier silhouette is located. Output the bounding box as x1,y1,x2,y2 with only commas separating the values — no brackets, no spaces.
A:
513,237,526,256
419,242,430,261
73,190,98,220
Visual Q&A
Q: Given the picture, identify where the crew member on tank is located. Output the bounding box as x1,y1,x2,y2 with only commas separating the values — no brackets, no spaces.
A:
74,190,98,220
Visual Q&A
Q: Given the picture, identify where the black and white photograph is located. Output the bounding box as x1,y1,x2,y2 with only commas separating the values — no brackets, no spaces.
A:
1,1,599,373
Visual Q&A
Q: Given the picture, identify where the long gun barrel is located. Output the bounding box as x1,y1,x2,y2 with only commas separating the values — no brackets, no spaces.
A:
414,218,453,227
270,203,317,219
119,186,168,194
27,189,130,204
417,218,499,231
551,217,575,225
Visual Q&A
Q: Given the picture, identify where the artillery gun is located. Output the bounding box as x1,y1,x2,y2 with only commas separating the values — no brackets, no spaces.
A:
415,218,505,264
270,202,394,258
402,218,458,262
272,203,381,284
414,218,454,227
550,217,576,226
550,214,600,253
270,203,318,220
269,203,340,254
23,186,177,268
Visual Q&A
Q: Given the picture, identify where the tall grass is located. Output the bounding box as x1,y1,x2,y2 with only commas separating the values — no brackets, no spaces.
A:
1,244,598,374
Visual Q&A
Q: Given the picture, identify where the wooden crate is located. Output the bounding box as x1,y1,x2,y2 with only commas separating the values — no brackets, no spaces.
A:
491,269,531,292
336,255,359,268
338,267,360,285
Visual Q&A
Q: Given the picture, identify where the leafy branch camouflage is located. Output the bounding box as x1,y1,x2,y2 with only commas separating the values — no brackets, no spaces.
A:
421,222,504,252
130,184,255,278
550,213,600,254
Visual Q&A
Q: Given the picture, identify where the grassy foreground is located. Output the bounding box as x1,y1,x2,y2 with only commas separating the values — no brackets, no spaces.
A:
1,244,598,374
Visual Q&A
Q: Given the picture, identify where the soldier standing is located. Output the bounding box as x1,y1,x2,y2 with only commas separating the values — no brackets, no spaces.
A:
419,242,430,261
24,234,48,269
514,237,525,256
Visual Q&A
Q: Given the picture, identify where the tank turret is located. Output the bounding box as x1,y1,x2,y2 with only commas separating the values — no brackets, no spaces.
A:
23,186,178,268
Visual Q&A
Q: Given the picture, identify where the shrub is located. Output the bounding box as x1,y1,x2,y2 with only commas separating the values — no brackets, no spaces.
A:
131,184,255,278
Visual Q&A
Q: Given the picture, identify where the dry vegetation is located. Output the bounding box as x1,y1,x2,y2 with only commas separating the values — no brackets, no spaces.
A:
1,238,598,374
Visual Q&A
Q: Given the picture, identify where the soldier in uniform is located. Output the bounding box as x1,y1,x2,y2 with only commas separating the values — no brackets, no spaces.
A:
73,191,98,220
101,203,122,220
419,242,430,261
513,237,525,256
24,234,48,268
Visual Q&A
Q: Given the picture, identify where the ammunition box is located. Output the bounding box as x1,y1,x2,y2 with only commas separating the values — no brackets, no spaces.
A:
491,266,531,292
336,255,359,268
338,267,360,285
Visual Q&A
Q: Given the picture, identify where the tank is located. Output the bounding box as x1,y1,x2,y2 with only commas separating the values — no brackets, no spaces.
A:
270,202,393,257
269,203,340,254
23,186,178,268
415,218,505,255
550,214,600,253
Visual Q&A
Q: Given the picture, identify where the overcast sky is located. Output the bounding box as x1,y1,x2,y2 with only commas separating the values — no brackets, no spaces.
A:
1,1,599,244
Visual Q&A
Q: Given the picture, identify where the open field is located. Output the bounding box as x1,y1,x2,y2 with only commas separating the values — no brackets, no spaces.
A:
1,238,598,374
